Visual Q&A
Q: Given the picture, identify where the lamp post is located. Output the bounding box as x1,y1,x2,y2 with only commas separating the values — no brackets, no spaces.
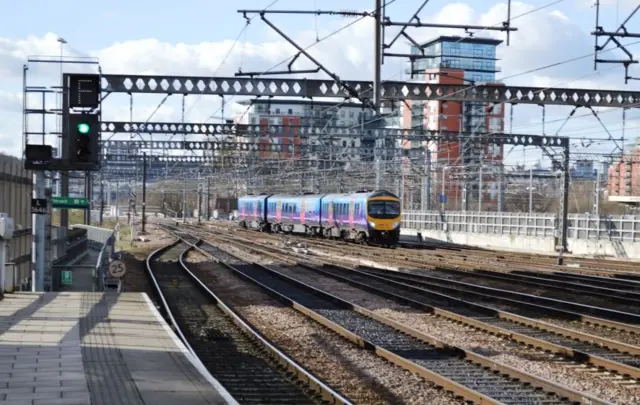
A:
56,37,67,197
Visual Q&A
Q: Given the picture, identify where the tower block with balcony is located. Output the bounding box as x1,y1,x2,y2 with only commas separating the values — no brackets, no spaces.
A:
402,36,506,210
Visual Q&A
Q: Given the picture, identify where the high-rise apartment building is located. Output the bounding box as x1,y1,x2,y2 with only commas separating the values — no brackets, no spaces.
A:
234,99,377,162
401,36,506,209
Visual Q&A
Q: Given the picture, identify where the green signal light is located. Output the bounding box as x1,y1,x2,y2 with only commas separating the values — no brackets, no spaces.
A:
77,123,91,135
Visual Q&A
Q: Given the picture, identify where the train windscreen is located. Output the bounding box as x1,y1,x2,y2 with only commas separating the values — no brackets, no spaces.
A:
367,200,401,219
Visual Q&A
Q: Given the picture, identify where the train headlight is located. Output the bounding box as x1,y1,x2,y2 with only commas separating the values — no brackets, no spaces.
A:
369,221,376,228
392,221,400,229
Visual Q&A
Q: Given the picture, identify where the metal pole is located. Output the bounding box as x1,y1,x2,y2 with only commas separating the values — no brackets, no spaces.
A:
83,172,91,225
0,240,6,295
498,163,504,212
374,0,383,189
441,166,446,211
99,180,104,226
141,152,147,234
529,168,533,213
478,165,483,212
115,180,119,220
594,168,601,216
197,174,202,226
183,179,187,223
558,146,571,260
60,74,69,246
32,171,45,292
206,177,211,220
422,149,431,211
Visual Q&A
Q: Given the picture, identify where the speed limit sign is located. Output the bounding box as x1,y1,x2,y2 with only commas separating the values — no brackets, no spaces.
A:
108,260,127,278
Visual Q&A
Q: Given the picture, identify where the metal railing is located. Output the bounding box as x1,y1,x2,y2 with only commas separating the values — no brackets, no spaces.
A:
402,210,640,242
70,224,116,291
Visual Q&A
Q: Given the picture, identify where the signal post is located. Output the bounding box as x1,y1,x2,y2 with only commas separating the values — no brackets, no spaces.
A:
24,72,101,292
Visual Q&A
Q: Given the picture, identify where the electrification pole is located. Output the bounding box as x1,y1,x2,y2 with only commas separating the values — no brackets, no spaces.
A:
141,152,147,234
529,168,533,213
374,0,383,189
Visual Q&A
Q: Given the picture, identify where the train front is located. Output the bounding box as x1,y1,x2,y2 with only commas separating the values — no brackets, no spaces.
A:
366,195,401,246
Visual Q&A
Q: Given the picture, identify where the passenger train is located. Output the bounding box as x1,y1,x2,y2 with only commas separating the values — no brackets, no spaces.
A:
237,190,402,246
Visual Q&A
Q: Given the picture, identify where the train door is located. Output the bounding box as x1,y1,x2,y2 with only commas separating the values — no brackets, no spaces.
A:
300,199,306,224
276,200,282,222
328,201,335,226
349,199,355,228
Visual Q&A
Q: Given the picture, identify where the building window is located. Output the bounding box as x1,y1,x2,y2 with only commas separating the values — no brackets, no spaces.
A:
489,117,502,132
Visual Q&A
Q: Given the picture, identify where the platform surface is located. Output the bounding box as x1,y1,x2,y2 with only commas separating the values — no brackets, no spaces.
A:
0,292,233,405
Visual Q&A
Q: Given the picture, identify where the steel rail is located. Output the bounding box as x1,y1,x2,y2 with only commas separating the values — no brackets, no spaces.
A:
207,231,640,379
176,242,353,405
146,235,352,405
361,267,640,325
511,271,640,291
299,263,640,379
145,240,241,405
183,233,611,405
422,268,640,305
199,228,640,332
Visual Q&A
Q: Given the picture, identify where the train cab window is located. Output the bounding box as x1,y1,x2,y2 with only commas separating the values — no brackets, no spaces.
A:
368,200,401,219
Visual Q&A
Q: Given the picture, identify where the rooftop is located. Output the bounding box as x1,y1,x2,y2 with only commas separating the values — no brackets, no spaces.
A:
419,35,503,49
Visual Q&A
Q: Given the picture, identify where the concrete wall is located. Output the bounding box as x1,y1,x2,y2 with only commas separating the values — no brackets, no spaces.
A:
401,228,640,258
0,155,33,292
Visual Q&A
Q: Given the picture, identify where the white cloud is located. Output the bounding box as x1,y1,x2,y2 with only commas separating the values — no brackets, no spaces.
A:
0,1,638,167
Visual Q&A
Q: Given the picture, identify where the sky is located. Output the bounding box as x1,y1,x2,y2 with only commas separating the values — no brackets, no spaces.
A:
1,0,640,168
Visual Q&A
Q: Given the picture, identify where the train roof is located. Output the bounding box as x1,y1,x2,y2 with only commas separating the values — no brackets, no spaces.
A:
238,190,399,200
267,193,325,200
322,189,399,200
238,194,270,199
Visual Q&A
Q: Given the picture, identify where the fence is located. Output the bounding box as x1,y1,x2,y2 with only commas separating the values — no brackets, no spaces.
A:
70,224,116,292
0,155,32,292
401,210,640,242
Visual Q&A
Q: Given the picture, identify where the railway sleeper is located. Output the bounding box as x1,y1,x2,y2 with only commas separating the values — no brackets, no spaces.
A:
191,239,606,405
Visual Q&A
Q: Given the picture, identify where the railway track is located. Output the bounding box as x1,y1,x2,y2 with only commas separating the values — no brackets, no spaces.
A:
146,238,350,405
204,230,640,379
203,221,640,280
200,226,640,334
181,233,610,405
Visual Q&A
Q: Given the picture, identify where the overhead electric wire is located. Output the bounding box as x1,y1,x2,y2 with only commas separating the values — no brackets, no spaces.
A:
112,1,640,192
221,0,401,127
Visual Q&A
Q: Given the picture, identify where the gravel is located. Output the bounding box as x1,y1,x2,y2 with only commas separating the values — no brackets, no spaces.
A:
184,254,463,405
278,242,640,348
260,261,640,405
403,269,640,314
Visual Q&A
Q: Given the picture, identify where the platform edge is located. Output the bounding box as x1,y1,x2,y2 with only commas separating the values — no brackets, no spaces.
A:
140,292,240,405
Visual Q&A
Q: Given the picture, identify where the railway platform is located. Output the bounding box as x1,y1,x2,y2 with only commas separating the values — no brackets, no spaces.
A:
0,292,235,405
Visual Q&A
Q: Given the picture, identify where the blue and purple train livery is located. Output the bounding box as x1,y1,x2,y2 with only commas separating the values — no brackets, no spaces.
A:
237,190,401,246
